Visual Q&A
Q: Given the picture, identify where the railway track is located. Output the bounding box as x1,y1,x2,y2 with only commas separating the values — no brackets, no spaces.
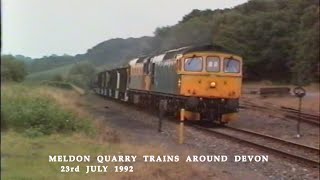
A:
97,94,320,167
192,124,320,167
240,101,320,126
281,106,320,125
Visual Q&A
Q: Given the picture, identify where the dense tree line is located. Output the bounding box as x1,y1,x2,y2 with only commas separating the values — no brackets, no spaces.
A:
153,0,319,83
2,54,78,74
82,0,318,83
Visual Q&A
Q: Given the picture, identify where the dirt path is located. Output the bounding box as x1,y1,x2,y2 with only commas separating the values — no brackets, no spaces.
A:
80,93,319,180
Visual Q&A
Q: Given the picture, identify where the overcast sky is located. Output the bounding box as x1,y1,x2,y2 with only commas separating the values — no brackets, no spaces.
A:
2,0,247,58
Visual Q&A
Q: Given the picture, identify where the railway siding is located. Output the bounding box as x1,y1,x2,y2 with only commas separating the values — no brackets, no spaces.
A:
240,100,320,126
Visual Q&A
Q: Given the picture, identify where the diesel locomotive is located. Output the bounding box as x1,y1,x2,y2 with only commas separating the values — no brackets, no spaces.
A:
94,44,243,124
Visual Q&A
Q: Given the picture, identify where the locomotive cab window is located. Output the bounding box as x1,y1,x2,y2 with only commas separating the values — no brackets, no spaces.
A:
223,58,240,73
206,57,220,72
184,57,203,72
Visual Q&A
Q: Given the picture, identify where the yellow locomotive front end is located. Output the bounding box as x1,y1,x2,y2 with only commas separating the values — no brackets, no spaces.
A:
177,51,243,123
179,52,242,98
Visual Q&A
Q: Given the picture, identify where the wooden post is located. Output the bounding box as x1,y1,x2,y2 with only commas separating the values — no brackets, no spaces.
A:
179,108,185,144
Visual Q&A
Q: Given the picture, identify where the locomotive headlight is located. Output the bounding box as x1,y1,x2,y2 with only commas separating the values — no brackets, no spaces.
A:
210,82,216,88
178,79,181,87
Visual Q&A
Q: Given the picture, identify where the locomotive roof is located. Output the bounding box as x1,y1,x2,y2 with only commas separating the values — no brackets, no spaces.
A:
161,44,236,59
128,58,139,65
162,46,189,60
150,54,165,63
136,56,149,63
97,44,236,74
181,44,235,55
128,44,235,66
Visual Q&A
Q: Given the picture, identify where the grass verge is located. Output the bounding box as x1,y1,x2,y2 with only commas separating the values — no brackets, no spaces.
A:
1,84,94,136
1,83,209,180
1,131,208,180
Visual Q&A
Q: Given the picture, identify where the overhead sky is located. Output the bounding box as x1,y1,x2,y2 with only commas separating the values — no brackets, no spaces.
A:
2,0,248,58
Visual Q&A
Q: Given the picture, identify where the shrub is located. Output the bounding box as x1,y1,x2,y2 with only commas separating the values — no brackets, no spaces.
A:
40,81,73,90
1,84,94,136
1,55,27,82
51,74,64,82
67,62,96,89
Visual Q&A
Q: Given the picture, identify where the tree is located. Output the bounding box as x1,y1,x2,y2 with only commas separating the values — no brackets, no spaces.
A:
294,5,319,85
1,55,27,82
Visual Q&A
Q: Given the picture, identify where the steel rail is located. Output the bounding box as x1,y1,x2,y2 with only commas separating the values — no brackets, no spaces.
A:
240,103,320,126
226,126,320,152
192,124,320,167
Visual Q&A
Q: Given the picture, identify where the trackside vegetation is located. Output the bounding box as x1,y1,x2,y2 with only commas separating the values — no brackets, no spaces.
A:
1,84,94,137
1,84,209,180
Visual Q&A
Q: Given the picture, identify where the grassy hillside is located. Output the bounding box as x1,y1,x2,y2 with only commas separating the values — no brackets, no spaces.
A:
24,60,115,83
25,64,74,81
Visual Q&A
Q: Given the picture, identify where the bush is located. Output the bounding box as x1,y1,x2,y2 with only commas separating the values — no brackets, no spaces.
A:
1,84,94,136
40,81,73,90
67,62,96,89
67,74,90,89
51,74,64,82
1,55,27,82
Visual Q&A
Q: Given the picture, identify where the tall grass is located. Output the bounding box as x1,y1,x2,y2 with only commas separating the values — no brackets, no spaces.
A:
1,84,94,136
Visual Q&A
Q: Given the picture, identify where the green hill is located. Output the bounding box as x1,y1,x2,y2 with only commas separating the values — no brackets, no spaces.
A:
25,64,74,81
15,0,320,84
